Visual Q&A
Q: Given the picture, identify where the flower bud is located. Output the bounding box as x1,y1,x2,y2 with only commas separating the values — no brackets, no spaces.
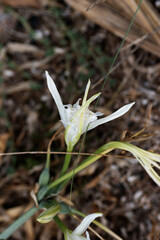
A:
38,168,50,187
37,204,61,224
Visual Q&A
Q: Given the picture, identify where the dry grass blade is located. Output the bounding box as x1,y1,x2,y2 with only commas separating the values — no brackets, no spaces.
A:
2,0,48,8
65,0,160,57
7,43,44,57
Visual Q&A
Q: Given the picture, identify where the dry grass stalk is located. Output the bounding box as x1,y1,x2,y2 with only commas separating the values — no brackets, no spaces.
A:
65,0,160,57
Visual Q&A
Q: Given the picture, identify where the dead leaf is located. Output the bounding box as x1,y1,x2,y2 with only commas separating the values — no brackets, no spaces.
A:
6,206,24,218
26,111,39,135
24,219,35,240
0,82,31,95
2,0,48,8
7,43,44,57
19,56,53,70
66,0,160,57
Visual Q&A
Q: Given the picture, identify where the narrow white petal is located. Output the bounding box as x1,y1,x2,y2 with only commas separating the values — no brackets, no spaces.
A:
88,102,135,131
95,111,103,117
45,71,65,121
82,80,91,106
75,236,87,240
73,98,81,109
137,158,160,187
86,231,91,240
65,232,75,240
73,213,102,235
65,231,87,240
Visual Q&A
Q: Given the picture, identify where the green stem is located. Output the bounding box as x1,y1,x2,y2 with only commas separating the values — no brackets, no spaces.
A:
45,151,50,169
54,215,67,233
0,206,38,239
59,147,72,177
47,143,114,192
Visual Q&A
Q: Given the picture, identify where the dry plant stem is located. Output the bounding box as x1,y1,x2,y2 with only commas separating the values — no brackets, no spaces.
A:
92,25,160,90
123,0,160,44
93,0,143,110
46,127,64,169
0,150,122,158
65,0,160,57
54,215,66,233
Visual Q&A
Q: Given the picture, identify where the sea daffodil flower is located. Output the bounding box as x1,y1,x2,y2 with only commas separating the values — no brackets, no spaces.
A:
46,71,134,151
64,213,102,240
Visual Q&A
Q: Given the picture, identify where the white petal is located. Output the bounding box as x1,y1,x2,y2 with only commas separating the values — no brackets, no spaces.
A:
82,80,91,106
95,111,103,117
45,71,65,121
86,231,91,240
65,231,87,240
65,231,75,240
74,236,87,240
73,213,102,235
88,102,135,131
73,98,81,109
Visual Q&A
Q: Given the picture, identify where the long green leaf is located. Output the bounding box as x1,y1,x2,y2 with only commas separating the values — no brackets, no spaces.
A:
0,206,38,239
46,142,114,194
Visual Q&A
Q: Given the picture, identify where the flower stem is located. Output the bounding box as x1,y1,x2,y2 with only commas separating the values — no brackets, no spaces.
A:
47,144,114,192
54,215,67,233
59,147,72,177
45,150,50,169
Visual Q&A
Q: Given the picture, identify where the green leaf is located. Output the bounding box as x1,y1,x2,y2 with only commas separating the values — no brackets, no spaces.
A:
0,207,38,239
59,202,71,215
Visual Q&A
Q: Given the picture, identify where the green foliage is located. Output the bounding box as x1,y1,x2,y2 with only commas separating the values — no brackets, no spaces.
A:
109,77,117,87
0,108,11,129
29,81,41,90
8,60,17,69
23,157,37,169
45,47,54,57
22,71,31,80
0,76,3,83
59,202,71,214
6,156,16,174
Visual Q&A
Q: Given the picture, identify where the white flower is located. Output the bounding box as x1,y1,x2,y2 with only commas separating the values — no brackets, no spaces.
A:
46,71,135,150
64,213,102,240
